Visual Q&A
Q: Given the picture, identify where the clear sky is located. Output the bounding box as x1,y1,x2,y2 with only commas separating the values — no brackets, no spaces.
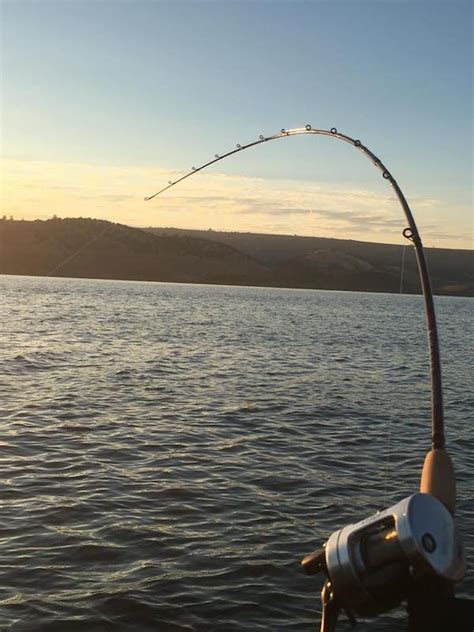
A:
1,0,472,248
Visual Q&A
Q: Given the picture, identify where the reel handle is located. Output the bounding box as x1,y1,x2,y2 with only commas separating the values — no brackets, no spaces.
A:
301,547,326,575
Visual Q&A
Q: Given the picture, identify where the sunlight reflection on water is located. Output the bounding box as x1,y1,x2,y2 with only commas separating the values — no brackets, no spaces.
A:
1,275,472,630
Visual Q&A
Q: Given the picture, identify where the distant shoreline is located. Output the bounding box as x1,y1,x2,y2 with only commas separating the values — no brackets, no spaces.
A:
1,218,472,297
3,272,474,302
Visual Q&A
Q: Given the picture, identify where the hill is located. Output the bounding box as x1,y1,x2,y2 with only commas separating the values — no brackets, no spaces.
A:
1,218,472,296
147,227,474,296
0,218,272,286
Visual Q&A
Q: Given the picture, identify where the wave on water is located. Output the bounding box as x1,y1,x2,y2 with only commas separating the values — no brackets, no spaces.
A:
1,276,472,630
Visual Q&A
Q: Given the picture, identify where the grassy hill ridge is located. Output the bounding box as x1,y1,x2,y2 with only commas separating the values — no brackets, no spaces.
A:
0,218,272,286
148,226,474,296
1,218,472,296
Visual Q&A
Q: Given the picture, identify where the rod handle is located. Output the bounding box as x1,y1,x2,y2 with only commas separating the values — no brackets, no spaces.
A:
420,448,456,515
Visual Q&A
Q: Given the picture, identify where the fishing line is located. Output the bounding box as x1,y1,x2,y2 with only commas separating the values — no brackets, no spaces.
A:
382,242,410,504
399,242,407,294
145,124,445,452
385,242,409,500
46,221,115,277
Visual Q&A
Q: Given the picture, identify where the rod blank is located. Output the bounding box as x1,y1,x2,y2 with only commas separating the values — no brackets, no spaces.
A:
144,125,445,450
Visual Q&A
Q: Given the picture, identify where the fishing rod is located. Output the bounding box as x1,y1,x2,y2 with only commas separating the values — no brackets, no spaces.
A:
146,126,446,451
146,125,470,630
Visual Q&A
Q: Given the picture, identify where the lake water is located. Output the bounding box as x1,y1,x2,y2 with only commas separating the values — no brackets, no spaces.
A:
1,275,472,631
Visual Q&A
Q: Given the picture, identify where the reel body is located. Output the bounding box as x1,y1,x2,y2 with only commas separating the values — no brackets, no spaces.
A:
302,493,466,628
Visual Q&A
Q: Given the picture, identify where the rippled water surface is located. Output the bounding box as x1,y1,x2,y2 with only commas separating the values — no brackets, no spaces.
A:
1,275,472,631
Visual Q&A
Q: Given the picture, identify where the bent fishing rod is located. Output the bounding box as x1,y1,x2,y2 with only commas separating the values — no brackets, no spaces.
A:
146,125,470,631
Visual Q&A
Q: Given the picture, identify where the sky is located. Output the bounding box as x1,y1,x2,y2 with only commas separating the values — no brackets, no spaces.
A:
1,0,472,248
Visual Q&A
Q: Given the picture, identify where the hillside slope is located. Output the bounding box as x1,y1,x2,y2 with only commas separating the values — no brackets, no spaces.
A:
1,218,472,295
149,227,474,296
0,218,272,286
